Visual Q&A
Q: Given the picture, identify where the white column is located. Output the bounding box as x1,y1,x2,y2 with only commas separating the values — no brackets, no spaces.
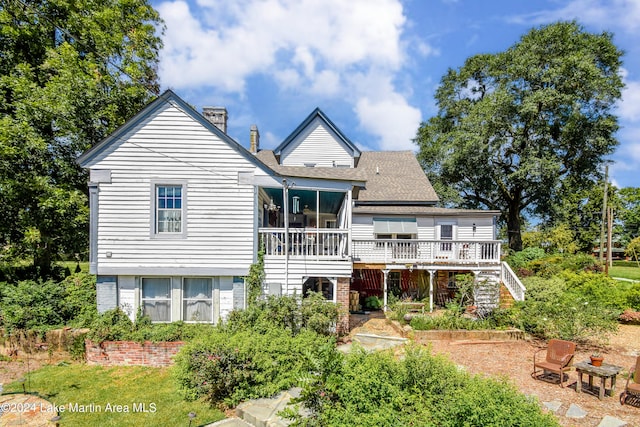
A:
382,269,390,312
283,179,289,292
428,270,435,312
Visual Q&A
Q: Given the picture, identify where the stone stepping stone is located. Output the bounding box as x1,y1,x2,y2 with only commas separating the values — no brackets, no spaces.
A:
597,415,627,427
542,400,562,413
565,403,588,419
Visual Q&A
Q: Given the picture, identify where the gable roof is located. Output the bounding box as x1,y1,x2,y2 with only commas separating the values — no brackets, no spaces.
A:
77,90,273,177
273,108,361,158
355,151,439,204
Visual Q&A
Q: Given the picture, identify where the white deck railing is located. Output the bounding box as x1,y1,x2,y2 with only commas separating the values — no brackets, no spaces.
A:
259,228,349,258
351,239,501,264
501,261,526,301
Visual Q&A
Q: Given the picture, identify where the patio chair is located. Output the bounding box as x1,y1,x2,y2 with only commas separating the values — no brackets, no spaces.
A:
620,355,640,406
532,339,576,387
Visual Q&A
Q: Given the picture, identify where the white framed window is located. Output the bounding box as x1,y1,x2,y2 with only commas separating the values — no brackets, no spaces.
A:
182,278,213,322
151,181,187,238
157,185,181,232
141,278,171,322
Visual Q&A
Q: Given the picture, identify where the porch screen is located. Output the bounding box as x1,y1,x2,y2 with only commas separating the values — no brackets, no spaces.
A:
373,218,417,234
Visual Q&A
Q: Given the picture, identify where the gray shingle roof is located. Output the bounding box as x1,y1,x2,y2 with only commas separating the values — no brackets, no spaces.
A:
352,205,500,216
356,151,439,203
255,150,366,182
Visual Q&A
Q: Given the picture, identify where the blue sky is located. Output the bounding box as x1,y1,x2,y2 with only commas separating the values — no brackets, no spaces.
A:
151,0,640,189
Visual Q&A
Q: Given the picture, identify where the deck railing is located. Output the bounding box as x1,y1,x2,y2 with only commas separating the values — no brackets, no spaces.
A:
501,261,526,301
259,231,502,265
351,239,501,264
259,228,349,258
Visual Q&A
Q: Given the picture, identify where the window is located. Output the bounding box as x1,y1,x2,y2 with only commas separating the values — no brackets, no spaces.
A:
440,223,454,251
183,278,212,322
156,185,182,233
303,277,335,301
141,278,171,322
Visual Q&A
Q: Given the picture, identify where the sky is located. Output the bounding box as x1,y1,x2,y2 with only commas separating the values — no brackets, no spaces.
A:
151,0,640,189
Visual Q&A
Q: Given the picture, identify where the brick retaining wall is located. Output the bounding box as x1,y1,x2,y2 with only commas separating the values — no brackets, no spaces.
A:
85,340,185,367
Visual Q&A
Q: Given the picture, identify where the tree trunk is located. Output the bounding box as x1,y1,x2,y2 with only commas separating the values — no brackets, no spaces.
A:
507,202,523,252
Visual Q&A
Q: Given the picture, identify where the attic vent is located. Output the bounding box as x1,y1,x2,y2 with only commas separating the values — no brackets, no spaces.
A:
304,163,316,168
202,106,228,133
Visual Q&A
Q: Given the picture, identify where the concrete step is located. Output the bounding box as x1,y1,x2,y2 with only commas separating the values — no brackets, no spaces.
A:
207,418,254,426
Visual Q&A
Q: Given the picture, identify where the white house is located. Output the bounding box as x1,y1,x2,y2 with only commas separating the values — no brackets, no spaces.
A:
78,90,524,331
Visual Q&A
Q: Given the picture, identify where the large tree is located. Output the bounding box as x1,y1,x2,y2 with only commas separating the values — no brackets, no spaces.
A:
1,0,163,276
415,21,623,251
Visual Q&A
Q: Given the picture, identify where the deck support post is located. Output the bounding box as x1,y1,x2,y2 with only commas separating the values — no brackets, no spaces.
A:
382,269,390,312
428,270,435,312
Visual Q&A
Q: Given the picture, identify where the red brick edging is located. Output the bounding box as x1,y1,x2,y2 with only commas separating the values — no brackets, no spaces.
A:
85,339,185,367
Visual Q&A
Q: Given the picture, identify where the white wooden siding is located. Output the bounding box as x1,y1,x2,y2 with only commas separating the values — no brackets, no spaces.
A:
280,118,354,167
352,215,494,241
264,258,352,296
87,102,259,275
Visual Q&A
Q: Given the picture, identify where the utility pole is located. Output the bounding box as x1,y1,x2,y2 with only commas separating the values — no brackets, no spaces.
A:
599,164,609,262
607,206,613,271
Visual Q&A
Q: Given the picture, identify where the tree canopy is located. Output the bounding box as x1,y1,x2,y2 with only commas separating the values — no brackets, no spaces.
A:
415,21,624,251
0,0,163,276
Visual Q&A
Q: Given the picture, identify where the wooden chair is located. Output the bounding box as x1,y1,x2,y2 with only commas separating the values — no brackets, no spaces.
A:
532,339,576,387
620,356,640,406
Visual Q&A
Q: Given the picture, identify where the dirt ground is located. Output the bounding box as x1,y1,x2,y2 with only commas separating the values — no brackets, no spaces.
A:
350,314,640,427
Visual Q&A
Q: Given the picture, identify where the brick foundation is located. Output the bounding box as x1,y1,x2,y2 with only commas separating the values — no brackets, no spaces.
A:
85,340,185,367
336,277,350,334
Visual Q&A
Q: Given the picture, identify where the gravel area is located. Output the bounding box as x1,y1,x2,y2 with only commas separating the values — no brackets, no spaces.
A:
350,315,640,427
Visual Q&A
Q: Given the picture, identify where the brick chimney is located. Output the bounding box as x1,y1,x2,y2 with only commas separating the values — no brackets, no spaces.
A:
202,106,228,133
250,124,260,154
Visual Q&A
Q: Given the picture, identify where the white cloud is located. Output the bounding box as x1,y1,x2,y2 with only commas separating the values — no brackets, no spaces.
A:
508,0,640,33
618,79,640,122
356,96,422,151
156,0,430,150
158,0,409,91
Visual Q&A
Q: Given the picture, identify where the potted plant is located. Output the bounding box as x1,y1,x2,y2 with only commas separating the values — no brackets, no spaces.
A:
590,352,604,367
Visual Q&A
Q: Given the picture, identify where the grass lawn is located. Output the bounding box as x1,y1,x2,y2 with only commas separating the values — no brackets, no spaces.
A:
3,364,225,427
608,265,640,281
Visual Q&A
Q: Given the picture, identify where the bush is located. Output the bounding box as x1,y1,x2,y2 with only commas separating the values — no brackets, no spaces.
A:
173,328,333,408
224,293,339,336
516,276,619,343
409,312,496,331
505,247,546,269
86,308,213,343
364,296,382,310
0,273,97,332
286,345,558,426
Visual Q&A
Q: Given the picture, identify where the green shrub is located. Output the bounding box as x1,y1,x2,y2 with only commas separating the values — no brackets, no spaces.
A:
224,293,338,336
87,308,135,342
0,273,97,332
173,328,333,408
286,345,558,426
0,279,66,331
86,308,214,343
516,276,619,343
364,296,382,310
506,247,546,269
409,312,497,331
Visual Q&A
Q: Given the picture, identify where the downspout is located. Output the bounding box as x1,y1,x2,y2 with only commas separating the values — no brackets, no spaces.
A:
283,179,289,293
